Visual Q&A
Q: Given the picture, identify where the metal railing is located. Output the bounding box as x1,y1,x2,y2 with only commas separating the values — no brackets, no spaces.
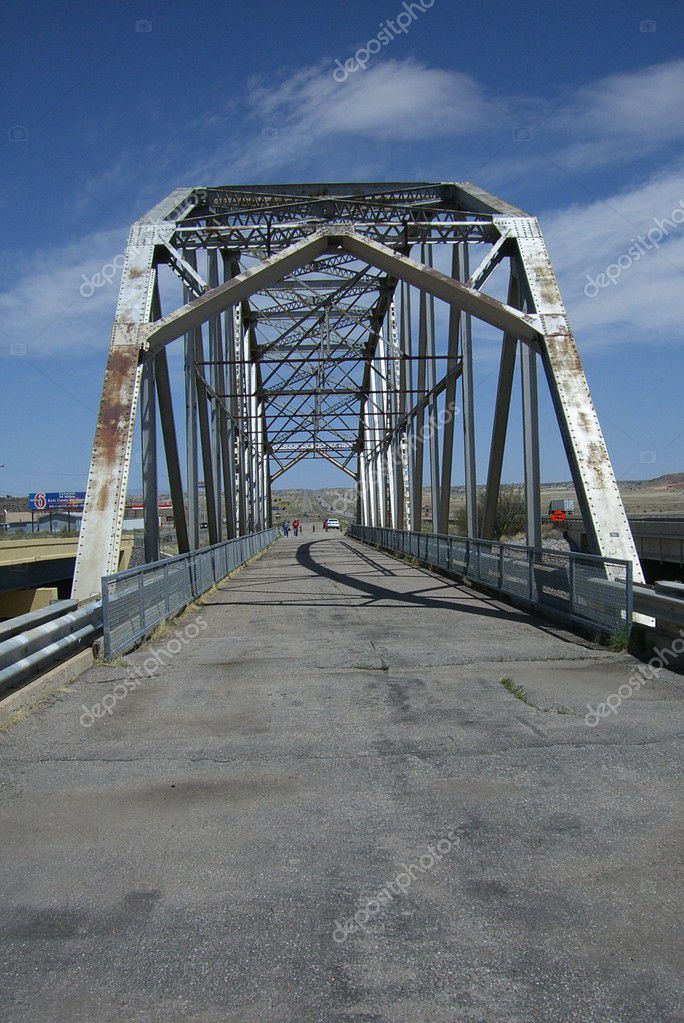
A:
0,600,102,696
633,581,684,632
102,527,278,659
349,524,633,635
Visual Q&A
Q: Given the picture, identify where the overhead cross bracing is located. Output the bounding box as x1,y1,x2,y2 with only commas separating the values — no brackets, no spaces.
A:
71,181,644,601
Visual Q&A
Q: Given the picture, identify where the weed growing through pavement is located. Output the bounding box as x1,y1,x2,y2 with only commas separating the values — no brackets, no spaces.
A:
499,676,533,705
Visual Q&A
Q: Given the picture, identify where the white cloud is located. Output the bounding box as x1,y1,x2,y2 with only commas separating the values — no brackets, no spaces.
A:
552,60,684,169
228,59,503,173
4,58,683,358
4,164,682,361
253,59,495,137
542,164,684,349
0,227,127,357
190,56,684,183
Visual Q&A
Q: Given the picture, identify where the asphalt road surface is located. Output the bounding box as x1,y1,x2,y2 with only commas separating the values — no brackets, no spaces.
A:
0,535,682,1022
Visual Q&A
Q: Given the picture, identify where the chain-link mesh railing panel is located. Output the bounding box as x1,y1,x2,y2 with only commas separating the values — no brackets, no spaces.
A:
534,551,571,615
500,546,532,601
474,543,501,589
103,527,277,658
140,565,168,633
572,556,630,633
217,545,228,581
466,543,482,584
449,539,468,574
167,559,191,617
426,534,439,567
103,574,145,658
348,525,632,635
195,552,212,595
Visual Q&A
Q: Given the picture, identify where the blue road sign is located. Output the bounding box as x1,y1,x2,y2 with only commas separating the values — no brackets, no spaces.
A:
29,491,86,511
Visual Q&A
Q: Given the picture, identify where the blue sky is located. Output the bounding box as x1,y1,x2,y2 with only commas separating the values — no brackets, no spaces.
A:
1,0,683,496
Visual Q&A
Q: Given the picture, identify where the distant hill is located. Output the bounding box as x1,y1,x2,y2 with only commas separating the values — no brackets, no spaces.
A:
641,473,684,490
1,496,29,511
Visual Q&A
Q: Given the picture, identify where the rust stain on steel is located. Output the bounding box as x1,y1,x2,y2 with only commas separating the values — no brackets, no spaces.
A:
93,345,141,511
536,268,560,306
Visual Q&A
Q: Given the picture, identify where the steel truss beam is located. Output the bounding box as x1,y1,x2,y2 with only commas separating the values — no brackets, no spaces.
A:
72,182,643,600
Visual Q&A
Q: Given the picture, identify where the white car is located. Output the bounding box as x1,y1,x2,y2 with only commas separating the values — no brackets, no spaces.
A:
325,518,340,530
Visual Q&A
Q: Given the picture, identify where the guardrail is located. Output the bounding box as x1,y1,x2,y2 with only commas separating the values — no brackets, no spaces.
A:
102,527,278,659
0,600,102,695
348,524,632,635
633,581,684,633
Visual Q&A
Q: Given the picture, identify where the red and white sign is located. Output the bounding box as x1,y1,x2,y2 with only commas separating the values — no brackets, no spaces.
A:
550,509,567,523
127,503,173,510
33,492,47,511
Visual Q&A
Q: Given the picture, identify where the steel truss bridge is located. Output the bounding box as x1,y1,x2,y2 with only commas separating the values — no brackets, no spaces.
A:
71,181,644,601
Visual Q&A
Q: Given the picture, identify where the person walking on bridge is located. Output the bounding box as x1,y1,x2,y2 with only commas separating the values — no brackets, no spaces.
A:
292,518,300,537
282,521,290,537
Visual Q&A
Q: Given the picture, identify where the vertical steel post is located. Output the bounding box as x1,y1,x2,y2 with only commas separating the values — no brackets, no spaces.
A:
358,453,366,526
481,266,520,541
154,347,189,554
625,560,633,630
220,252,238,539
183,256,200,550
246,321,259,533
386,303,401,528
400,281,413,530
368,398,379,527
424,246,441,531
102,577,111,660
256,397,266,530
234,306,249,535
364,401,376,526
195,325,219,546
376,328,391,528
207,251,223,540
460,243,477,537
439,245,461,535
141,271,160,564
520,340,542,549
412,274,429,531
359,445,371,526
140,352,159,562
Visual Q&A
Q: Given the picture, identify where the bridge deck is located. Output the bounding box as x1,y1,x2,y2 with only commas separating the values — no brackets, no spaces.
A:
1,535,681,1022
